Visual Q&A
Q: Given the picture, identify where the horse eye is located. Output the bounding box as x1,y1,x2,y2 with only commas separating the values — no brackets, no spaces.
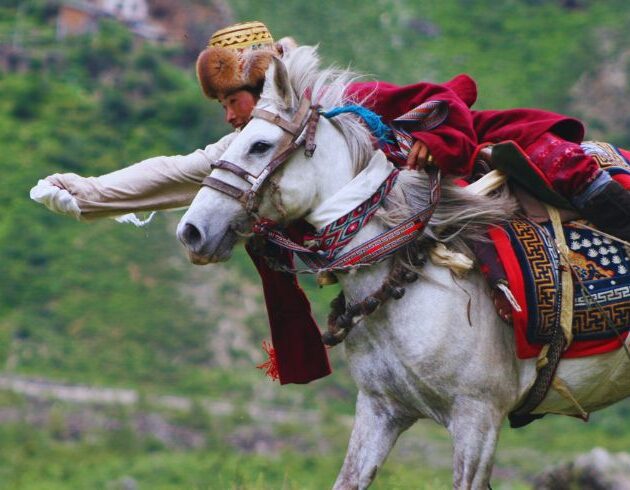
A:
249,141,272,155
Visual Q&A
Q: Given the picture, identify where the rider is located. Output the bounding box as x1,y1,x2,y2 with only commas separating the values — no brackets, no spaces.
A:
35,20,630,239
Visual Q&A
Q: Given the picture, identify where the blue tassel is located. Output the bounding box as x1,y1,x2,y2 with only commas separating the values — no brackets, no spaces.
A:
323,105,393,144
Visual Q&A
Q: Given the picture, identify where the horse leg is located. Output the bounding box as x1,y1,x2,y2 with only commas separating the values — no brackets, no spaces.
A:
448,398,503,489
333,391,414,490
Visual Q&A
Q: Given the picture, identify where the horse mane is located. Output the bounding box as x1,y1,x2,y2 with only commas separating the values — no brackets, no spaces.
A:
262,45,375,174
265,45,518,257
379,171,518,259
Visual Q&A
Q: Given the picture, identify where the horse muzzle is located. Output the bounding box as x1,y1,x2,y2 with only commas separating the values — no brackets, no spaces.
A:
176,220,236,264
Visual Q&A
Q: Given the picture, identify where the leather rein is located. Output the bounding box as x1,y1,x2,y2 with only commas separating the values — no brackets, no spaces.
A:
201,96,320,215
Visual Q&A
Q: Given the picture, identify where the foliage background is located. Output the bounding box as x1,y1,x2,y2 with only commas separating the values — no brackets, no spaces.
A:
1,0,630,488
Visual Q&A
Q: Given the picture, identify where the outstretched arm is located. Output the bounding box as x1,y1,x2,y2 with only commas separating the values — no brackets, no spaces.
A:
31,132,236,220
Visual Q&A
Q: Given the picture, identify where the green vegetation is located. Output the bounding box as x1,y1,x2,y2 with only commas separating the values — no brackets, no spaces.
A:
1,0,630,488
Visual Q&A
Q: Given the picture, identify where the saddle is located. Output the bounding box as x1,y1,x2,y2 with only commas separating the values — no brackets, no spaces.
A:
483,140,630,360
476,141,630,427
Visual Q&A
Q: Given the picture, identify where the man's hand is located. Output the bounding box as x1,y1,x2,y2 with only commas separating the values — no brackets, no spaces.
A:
30,179,82,220
406,140,434,171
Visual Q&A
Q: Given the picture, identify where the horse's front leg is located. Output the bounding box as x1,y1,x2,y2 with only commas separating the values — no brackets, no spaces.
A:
333,390,415,490
448,398,504,489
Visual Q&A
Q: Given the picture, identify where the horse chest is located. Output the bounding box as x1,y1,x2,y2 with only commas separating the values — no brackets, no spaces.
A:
343,317,457,420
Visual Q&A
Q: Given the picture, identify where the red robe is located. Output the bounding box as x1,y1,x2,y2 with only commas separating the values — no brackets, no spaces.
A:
472,109,584,149
349,74,587,178
347,75,478,175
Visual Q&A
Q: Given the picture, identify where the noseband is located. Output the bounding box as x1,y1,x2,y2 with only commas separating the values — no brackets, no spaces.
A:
201,96,320,215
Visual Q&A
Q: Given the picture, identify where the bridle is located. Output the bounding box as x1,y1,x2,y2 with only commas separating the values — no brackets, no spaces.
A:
201,96,321,215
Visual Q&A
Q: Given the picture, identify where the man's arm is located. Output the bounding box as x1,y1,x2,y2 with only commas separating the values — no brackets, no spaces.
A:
347,76,478,176
31,132,236,220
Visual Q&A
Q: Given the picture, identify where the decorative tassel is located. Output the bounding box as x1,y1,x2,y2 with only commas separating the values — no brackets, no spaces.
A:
256,341,280,381
323,105,393,144
429,242,474,277
496,282,522,312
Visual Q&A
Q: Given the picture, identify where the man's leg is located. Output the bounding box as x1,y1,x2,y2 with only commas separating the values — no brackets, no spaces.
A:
525,132,630,241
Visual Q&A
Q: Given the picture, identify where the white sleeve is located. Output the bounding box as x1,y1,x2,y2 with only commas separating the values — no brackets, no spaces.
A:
30,132,236,220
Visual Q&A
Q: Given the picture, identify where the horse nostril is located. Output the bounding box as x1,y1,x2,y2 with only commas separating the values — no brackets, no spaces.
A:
180,222,204,249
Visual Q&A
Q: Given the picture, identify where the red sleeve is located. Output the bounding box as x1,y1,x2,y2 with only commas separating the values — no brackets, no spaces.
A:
347,75,478,176
473,109,585,148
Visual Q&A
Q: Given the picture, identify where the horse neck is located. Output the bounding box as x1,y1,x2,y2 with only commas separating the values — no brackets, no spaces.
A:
310,118,358,200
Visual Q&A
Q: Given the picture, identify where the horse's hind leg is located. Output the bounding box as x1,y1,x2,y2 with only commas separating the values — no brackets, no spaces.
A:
333,391,414,490
448,398,504,489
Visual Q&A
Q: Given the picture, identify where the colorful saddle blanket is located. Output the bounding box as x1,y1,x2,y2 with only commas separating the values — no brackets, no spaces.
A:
489,142,630,359
491,219,630,359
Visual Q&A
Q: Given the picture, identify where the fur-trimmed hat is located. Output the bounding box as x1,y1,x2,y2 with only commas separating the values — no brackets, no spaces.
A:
196,21,297,99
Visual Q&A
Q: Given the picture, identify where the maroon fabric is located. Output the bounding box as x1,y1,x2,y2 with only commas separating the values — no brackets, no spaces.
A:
346,75,587,182
472,108,585,149
524,132,600,197
347,75,478,175
246,243,331,385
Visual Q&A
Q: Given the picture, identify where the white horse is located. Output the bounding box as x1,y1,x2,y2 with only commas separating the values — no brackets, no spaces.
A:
177,46,630,489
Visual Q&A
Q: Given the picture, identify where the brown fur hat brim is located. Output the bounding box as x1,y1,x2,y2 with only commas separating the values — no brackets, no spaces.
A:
196,46,274,99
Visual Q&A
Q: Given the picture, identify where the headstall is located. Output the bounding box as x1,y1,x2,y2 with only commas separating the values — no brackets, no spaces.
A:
201,96,320,215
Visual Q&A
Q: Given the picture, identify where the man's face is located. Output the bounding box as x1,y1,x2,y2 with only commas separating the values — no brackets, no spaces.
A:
219,90,258,129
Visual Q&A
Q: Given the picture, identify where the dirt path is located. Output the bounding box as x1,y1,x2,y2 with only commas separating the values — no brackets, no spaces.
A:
0,374,321,426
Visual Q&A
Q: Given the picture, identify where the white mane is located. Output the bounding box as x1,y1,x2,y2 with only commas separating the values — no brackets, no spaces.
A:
260,46,374,174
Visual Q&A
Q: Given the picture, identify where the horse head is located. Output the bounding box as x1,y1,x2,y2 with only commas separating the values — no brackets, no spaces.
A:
177,46,373,264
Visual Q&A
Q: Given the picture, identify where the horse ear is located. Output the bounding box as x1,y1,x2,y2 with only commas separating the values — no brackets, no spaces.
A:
270,56,296,110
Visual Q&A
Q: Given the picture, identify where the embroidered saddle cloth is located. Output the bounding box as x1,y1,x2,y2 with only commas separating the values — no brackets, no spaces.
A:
490,218,630,359
487,141,630,359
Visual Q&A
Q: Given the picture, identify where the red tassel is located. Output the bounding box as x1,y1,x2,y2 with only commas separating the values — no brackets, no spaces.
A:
256,341,280,381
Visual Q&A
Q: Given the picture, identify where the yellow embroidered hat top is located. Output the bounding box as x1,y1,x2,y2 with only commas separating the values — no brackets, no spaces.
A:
197,21,278,99
209,21,274,51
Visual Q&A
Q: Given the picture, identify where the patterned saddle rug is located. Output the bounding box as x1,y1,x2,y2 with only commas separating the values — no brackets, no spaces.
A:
489,142,630,359
491,219,630,359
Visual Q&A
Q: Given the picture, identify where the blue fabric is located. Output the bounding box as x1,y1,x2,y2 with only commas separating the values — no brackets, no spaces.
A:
572,171,612,208
322,105,393,144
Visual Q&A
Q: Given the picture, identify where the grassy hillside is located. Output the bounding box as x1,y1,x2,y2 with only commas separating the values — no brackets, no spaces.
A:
1,0,630,488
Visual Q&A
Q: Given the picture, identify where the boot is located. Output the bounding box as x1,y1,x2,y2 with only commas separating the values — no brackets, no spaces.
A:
576,180,630,242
